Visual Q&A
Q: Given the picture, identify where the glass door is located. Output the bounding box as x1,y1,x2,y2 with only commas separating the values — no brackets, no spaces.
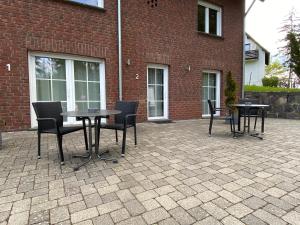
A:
147,66,168,120
202,71,220,116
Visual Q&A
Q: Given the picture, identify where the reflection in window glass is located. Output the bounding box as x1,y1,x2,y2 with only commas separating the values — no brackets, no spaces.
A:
198,5,206,32
209,8,217,35
69,0,103,7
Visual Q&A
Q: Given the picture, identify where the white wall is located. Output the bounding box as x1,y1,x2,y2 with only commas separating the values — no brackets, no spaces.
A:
245,37,267,86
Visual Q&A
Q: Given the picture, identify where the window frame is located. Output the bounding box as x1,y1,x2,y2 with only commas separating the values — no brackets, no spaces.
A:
67,0,104,9
28,52,106,128
202,70,221,117
198,1,222,36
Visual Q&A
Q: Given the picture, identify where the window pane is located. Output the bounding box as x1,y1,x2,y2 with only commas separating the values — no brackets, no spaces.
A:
198,5,206,32
156,102,164,117
209,74,216,86
89,102,100,109
76,102,88,111
88,82,100,101
52,58,66,80
75,82,87,101
149,102,156,117
148,68,155,84
203,101,209,115
156,86,164,101
209,8,218,35
156,69,164,85
88,62,100,81
209,87,216,101
70,0,101,7
203,73,209,86
36,80,51,101
53,81,67,101
36,57,51,79
74,61,87,81
202,87,209,101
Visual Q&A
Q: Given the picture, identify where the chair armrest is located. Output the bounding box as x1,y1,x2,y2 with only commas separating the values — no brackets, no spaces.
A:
36,118,58,132
124,114,137,126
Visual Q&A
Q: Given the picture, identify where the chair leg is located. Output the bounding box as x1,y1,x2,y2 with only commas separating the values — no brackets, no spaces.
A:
121,128,127,156
254,116,258,130
134,125,137,146
209,115,213,136
56,135,65,165
37,132,41,159
115,130,118,143
82,119,88,151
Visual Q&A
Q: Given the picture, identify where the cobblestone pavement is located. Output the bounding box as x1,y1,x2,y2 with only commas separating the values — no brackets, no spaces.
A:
1,118,300,225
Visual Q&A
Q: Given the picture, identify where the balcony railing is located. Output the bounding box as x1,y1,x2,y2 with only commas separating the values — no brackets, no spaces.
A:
245,50,259,60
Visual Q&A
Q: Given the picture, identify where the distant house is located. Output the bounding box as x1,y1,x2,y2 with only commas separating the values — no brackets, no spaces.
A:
245,33,270,86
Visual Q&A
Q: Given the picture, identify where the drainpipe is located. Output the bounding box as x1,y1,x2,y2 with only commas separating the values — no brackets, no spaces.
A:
118,0,122,100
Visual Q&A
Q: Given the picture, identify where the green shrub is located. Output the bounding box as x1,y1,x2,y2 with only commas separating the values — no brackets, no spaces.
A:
225,71,237,107
245,85,300,92
262,76,279,87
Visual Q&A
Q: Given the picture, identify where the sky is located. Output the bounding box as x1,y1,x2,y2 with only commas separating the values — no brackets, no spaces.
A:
245,0,300,60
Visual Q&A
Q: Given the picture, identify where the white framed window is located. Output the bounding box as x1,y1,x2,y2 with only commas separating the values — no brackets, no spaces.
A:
69,0,104,8
198,1,222,36
202,70,221,116
28,52,106,127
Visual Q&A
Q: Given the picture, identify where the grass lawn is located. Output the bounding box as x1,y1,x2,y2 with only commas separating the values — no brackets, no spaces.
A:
245,85,300,92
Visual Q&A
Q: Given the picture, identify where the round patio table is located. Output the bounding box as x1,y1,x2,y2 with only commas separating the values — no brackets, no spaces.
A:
61,110,121,171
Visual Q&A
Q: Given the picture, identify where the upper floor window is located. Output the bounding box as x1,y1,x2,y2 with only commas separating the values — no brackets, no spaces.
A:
69,0,104,8
198,1,222,36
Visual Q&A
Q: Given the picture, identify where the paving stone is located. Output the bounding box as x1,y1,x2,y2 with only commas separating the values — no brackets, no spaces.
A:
116,216,147,225
142,207,170,224
253,209,287,225
265,187,287,198
116,189,135,203
218,190,242,203
110,208,130,223
80,184,97,196
196,190,218,202
193,216,221,225
97,185,119,196
241,214,267,225
282,211,300,225
159,217,180,225
141,198,161,211
226,203,253,218
155,185,176,195
188,206,209,221
201,202,228,220
97,200,123,215
177,196,202,210
29,209,49,224
84,193,102,208
8,211,29,225
31,200,57,213
169,206,196,225
11,198,31,214
222,215,246,225
124,199,146,216
136,190,158,202
50,206,70,224
156,195,178,210
71,207,99,224
92,214,114,225
68,200,87,214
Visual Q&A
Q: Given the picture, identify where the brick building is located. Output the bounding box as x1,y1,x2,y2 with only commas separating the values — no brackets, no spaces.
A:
0,0,244,130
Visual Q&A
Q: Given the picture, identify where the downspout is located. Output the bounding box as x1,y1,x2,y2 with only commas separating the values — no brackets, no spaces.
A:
242,0,246,99
118,0,122,100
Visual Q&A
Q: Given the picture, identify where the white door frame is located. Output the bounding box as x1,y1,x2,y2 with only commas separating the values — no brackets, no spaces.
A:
28,52,106,128
202,70,221,117
147,64,169,120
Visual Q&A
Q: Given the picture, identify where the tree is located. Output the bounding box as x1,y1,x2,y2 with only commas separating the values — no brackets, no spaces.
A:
224,71,237,107
279,9,300,86
265,60,287,77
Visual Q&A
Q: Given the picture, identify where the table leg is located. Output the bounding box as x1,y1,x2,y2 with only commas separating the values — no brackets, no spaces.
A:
238,109,241,131
261,108,265,134
73,117,93,171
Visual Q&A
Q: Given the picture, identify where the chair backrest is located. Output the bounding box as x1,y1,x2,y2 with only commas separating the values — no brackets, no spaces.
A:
32,102,63,130
207,100,216,115
115,101,139,125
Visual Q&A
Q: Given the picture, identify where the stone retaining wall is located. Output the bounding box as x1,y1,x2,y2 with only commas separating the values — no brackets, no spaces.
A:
245,92,300,119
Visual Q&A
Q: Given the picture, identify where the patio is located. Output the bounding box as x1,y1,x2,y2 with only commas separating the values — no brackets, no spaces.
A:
1,118,300,225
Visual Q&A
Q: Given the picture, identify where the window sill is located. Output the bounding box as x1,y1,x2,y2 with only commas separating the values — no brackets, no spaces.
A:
61,0,106,12
197,31,224,40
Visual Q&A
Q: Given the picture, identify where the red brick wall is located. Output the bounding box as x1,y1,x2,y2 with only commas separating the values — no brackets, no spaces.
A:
122,0,244,121
0,0,244,130
0,0,119,130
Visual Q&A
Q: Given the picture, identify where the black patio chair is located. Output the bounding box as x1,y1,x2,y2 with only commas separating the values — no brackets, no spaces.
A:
238,98,260,132
32,102,88,165
99,101,138,156
208,100,234,136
